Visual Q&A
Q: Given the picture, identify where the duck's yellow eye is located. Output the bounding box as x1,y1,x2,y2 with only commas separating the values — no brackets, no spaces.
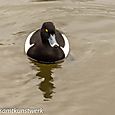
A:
45,29,48,32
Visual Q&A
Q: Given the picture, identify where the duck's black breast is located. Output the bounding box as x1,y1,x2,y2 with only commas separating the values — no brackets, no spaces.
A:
27,30,65,62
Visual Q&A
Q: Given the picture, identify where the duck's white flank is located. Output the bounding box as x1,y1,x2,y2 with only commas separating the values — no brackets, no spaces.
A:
25,31,35,54
61,34,70,57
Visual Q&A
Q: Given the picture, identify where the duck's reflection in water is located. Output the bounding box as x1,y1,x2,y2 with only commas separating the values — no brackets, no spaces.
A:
31,60,62,101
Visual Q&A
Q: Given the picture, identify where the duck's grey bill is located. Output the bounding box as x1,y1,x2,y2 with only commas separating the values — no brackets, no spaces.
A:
48,34,59,47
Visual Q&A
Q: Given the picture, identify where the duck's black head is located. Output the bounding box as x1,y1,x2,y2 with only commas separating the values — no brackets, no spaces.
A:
41,22,59,47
